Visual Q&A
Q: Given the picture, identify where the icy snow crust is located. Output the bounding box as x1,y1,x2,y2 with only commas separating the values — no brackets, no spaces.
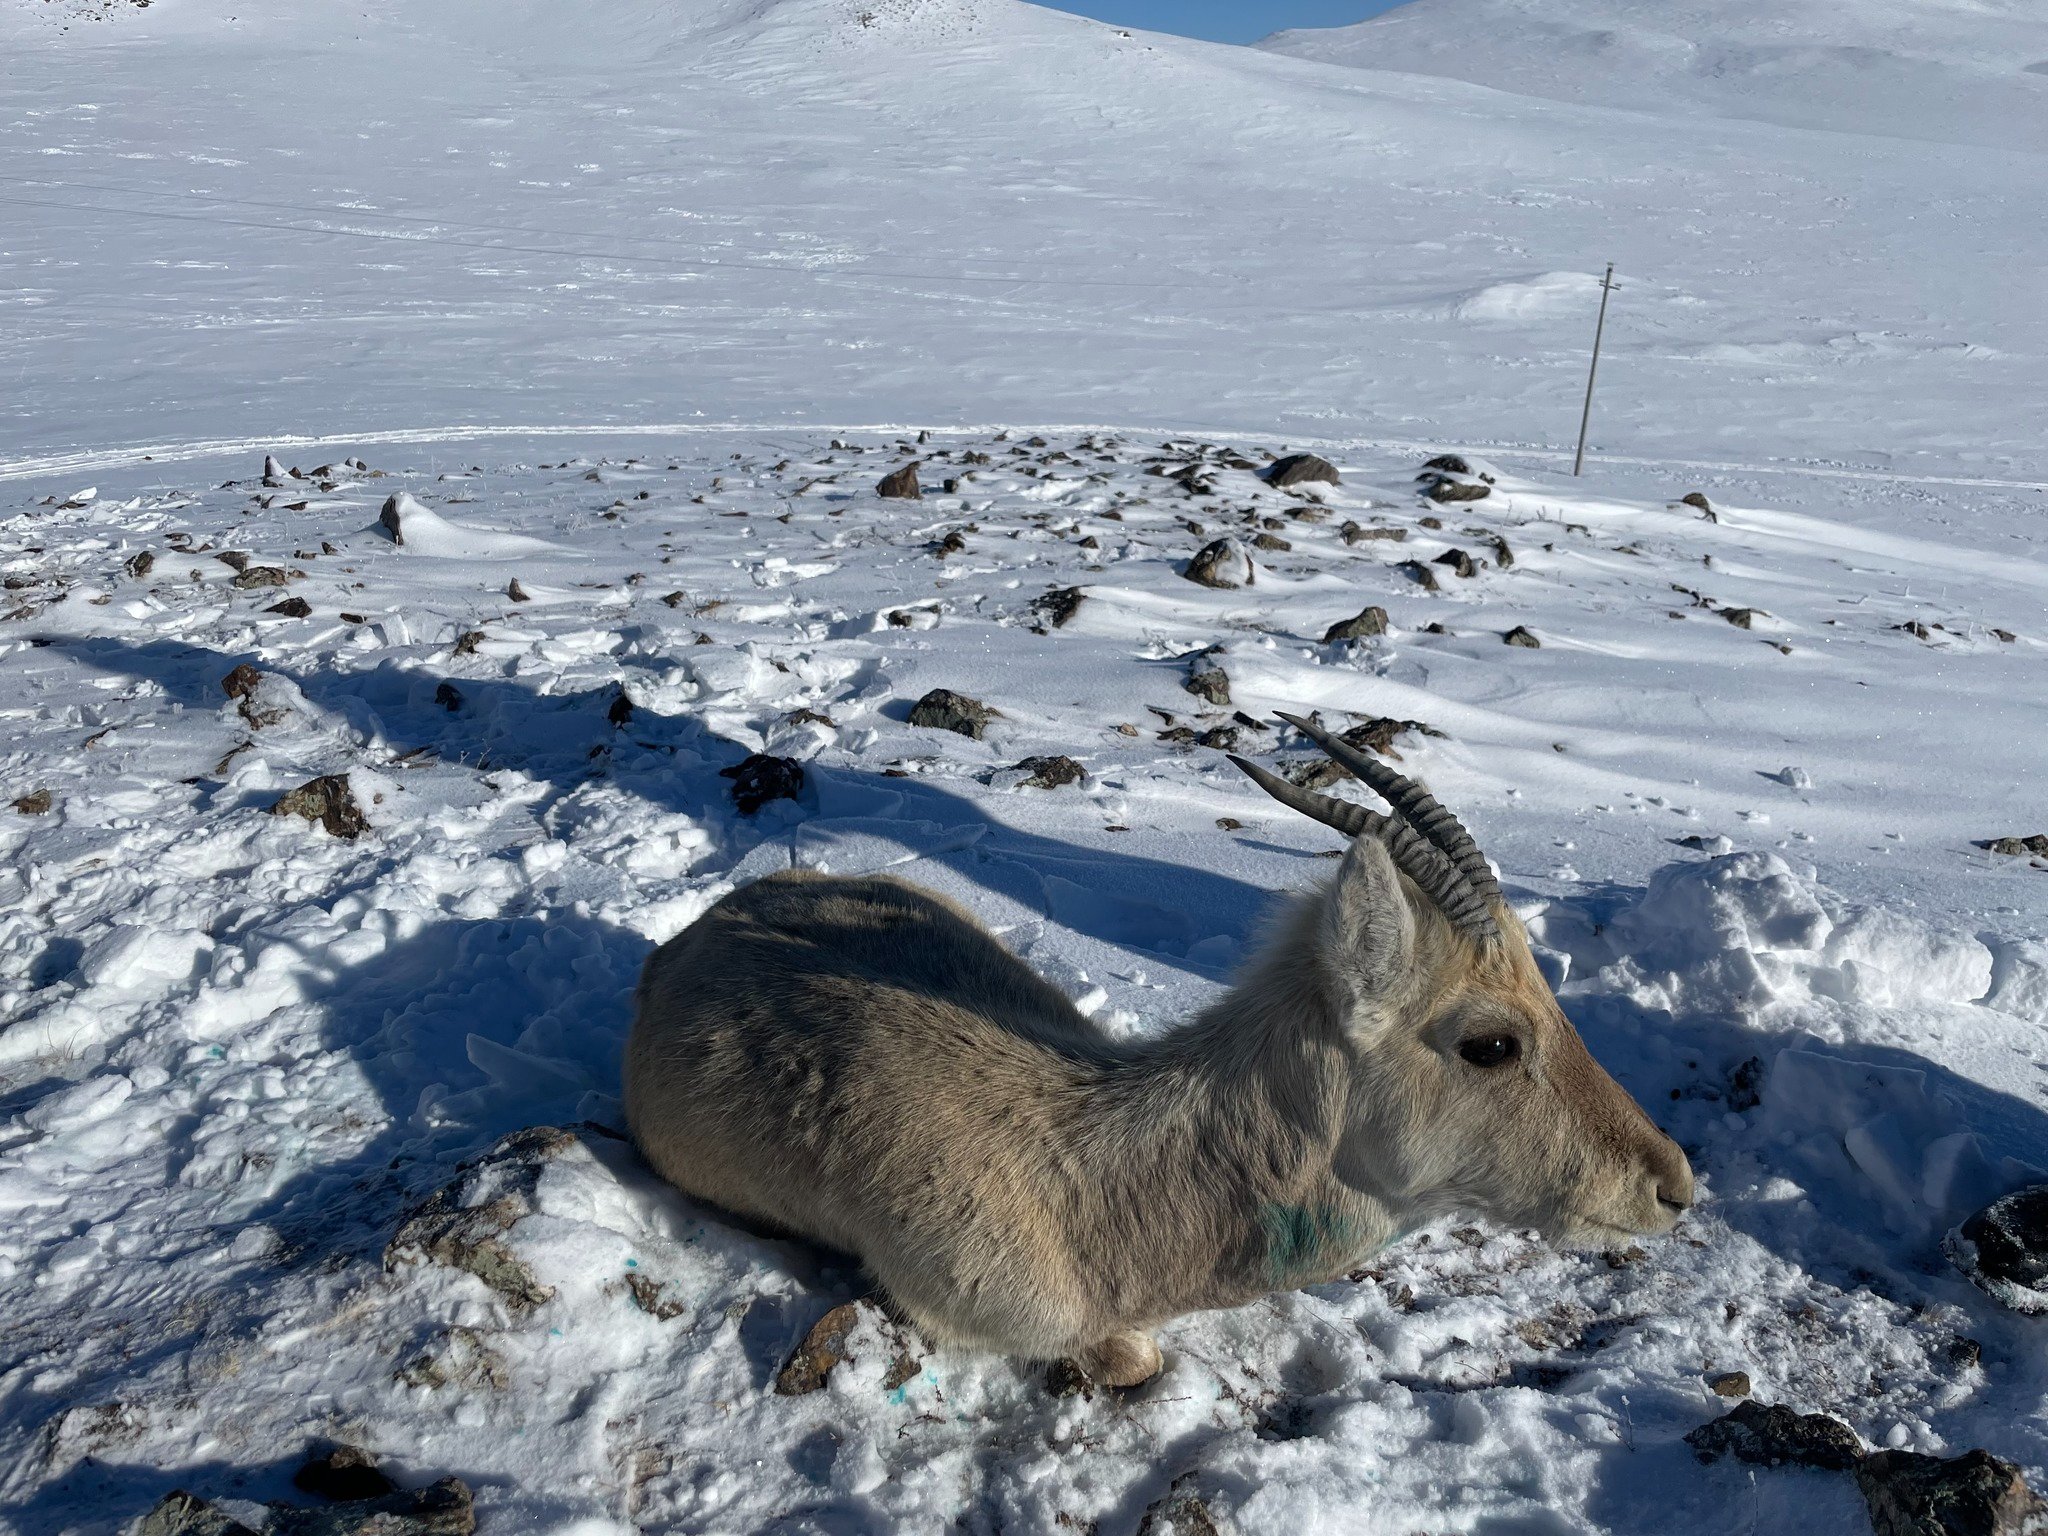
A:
2,433,2046,1533
1,0,2046,1529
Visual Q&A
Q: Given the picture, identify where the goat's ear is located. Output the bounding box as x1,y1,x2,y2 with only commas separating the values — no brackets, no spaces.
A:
1317,835,1418,1009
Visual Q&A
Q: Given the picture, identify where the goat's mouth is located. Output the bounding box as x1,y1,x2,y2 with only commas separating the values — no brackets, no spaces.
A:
1547,1208,1683,1251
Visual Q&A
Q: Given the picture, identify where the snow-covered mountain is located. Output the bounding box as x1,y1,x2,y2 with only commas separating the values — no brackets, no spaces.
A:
4,2,2047,1533
1261,0,2048,148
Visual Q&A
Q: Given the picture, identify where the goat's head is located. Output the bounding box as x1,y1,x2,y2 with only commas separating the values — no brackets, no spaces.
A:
1232,714,1693,1248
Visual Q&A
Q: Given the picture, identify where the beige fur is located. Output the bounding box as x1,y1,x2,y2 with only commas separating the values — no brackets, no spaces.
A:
623,839,1692,1385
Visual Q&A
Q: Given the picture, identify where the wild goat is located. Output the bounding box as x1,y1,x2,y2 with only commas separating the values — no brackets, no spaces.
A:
624,713,1693,1386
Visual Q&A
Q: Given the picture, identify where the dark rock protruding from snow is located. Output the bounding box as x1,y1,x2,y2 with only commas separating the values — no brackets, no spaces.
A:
1015,755,1085,789
877,463,923,500
506,578,531,603
268,1477,477,1536
721,753,805,815
292,1445,398,1502
1323,605,1389,643
262,454,289,488
385,1126,579,1311
379,492,413,545
909,688,998,739
1184,665,1231,707
1420,454,1495,483
1684,1400,1863,1471
775,1300,920,1397
1183,538,1254,590
1855,1449,2048,1536
1262,453,1340,489
1421,475,1491,504
1433,547,1478,578
12,788,52,816
266,597,313,618
1681,492,1714,514
269,776,368,841
1504,626,1541,648
1946,1185,2048,1314
136,1491,257,1536
1033,586,1085,628
1981,835,2048,859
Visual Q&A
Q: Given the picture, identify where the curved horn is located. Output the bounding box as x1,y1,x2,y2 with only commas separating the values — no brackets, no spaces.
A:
1274,712,1505,915
1226,755,1497,935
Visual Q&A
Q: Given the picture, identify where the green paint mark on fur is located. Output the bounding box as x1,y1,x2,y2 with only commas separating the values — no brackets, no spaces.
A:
1259,1202,1361,1286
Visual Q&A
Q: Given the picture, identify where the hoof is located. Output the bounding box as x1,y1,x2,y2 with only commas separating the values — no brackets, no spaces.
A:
1073,1330,1162,1389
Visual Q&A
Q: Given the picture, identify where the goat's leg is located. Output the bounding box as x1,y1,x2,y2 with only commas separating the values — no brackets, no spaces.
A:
1072,1329,1162,1387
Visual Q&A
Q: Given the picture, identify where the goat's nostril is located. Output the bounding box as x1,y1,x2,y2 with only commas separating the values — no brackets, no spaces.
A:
1656,1187,1692,1214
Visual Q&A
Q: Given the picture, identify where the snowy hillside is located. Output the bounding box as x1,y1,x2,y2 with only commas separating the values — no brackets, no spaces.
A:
1261,0,2048,148
3,0,2047,1532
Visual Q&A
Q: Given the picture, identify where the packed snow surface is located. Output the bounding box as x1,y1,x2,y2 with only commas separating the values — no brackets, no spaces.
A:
2,0,2046,1532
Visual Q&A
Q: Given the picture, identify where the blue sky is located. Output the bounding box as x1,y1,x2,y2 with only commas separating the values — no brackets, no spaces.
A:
1037,1,1406,45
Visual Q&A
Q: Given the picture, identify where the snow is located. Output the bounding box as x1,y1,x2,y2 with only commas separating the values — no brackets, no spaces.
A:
1,0,2046,1531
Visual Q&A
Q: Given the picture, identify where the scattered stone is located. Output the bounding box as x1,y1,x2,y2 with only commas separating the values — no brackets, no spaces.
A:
1946,1186,2048,1314
1896,620,1933,640
386,1126,580,1310
397,1328,507,1393
1033,586,1085,628
1993,628,2017,643
506,579,531,603
1137,1482,1224,1536
377,493,420,545
269,776,369,841
262,454,290,487
661,590,689,608
1014,755,1085,789
1195,725,1239,750
434,682,464,712
269,1477,476,1536
1420,454,1495,482
1680,492,1714,514
931,528,967,558
775,1300,919,1396
1045,1359,1094,1399
1981,835,2048,859
1948,1338,1984,1372
1251,532,1291,552
1216,817,1243,831
214,551,251,572
1341,522,1406,545
1420,475,1491,504
1708,1371,1753,1398
1727,1056,1767,1112
1855,1449,2048,1536
292,1444,399,1502
232,566,290,590
1262,453,1340,489
1183,537,1254,590
340,612,367,626
1484,533,1515,568
1323,606,1389,643
1504,626,1541,648
12,788,52,816
721,753,805,814
607,691,635,727
1397,560,1440,592
908,688,998,740
451,630,485,656
876,463,923,500
135,1491,258,1536
124,550,155,579
1432,547,1478,578
266,597,313,618
1184,666,1231,707
1723,607,1764,630
1340,716,1445,762
1685,1400,1863,1471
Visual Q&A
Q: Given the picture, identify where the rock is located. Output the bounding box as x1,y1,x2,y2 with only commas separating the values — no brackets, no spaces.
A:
1484,533,1515,568
1432,547,1478,578
12,788,52,815
1340,716,1445,763
607,691,635,727
506,578,531,603
1184,667,1231,707
721,753,805,814
385,1126,580,1309
1775,765,1813,789
1195,725,1239,751
1251,532,1291,552
1341,522,1406,545
1708,1371,1753,1398
434,682,464,712
1033,586,1085,629
877,463,923,500
1014,755,1085,789
1137,1483,1224,1536
1946,1186,2048,1314
1183,537,1254,590
775,1300,920,1396
269,1477,477,1536
232,566,290,590
1262,453,1340,489
1420,475,1491,504
1685,1400,1863,1471
265,597,313,618
1323,606,1389,643
452,630,485,656
1896,620,1933,640
1981,835,2048,859
292,1445,398,1502
221,664,264,700
1396,560,1440,592
1504,626,1542,648
1723,607,1764,629
396,1328,507,1393
1855,1449,2048,1536
1681,492,1714,514
378,493,415,544
269,776,369,841
909,688,998,739
1727,1055,1767,1112
1420,454,1495,483
135,1491,258,1536
124,550,155,579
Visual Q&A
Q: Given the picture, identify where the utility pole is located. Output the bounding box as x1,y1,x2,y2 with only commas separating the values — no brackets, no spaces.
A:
1573,262,1617,477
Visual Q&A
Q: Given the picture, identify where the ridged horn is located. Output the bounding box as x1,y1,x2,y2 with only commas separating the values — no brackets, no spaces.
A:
1225,754,1497,936
1274,711,1505,914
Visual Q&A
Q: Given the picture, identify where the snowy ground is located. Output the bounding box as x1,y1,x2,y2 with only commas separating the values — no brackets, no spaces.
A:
3,0,2046,1531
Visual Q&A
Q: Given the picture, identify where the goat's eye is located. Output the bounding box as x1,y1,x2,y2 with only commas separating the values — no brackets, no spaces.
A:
1458,1034,1521,1068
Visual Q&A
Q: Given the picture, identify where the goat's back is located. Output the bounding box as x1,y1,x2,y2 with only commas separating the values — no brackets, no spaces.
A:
623,870,1123,1349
